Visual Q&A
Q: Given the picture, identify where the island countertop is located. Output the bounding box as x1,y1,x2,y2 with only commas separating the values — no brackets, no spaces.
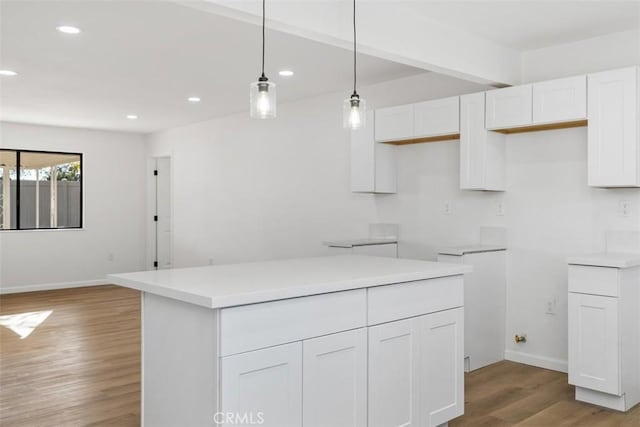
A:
107,255,472,309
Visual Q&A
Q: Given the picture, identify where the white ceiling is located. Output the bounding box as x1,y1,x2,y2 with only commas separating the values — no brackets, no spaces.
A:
0,0,424,133
404,1,640,51
1,1,638,134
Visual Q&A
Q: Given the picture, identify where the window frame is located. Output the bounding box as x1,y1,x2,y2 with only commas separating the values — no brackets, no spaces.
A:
0,148,83,231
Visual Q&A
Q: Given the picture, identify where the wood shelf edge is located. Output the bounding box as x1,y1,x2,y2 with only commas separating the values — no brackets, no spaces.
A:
492,119,588,135
381,133,461,146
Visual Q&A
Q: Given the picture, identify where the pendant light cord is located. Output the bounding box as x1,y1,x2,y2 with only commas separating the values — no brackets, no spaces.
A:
352,0,357,95
261,0,266,78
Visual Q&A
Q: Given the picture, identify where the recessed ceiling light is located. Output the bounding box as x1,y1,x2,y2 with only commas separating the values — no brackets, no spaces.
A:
187,97,201,103
126,115,138,120
279,70,294,77
57,25,81,34
0,70,18,76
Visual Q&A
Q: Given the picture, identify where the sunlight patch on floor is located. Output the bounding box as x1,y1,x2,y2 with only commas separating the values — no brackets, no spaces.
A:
0,310,52,339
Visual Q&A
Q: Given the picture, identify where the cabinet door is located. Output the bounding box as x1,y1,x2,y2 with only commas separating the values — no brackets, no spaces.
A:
368,318,420,427
303,329,367,427
375,104,414,142
351,110,376,192
460,92,505,191
413,97,460,137
568,293,621,396
221,342,302,427
588,67,639,187
485,85,533,130
351,111,396,193
532,75,586,124
352,243,397,258
418,308,464,427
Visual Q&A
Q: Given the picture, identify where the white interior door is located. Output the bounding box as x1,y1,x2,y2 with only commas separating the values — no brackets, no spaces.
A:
155,157,171,269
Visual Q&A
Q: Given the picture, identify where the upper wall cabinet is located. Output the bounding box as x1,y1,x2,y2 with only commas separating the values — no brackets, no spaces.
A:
351,111,397,193
460,92,505,191
485,85,533,130
375,98,460,144
375,105,414,142
532,75,587,125
413,96,460,138
486,76,587,132
588,67,640,187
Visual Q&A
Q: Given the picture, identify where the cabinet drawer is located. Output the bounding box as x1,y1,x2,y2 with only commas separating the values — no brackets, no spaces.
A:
569,265,620,297
220,289,366,356
368,276,464,325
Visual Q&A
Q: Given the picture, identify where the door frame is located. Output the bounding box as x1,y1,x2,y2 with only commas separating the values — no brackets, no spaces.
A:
146,155,173,270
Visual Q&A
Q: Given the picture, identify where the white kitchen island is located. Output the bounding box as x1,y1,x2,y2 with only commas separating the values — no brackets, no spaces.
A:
108,255,472,427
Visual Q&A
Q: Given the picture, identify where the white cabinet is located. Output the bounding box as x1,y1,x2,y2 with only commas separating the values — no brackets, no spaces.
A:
368,308,464,427
368,318,419,427
588,67,640,187
221,342,302,427
413,96,460,138
374,98,460,143
303,329,367,427
419,308,465,427
532,75,587,125
485,85,533,130
459,92,506,191
568,293,620,395
351,110,397,193
438,249,506,372
567,263,640,412
375,104,414,142
220,276,467,427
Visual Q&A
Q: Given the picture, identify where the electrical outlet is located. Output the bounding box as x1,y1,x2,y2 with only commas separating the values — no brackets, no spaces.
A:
545,297,557,315
208,258,214,265
443,201,452,215
107,252,114,262
496,201,505,216
619,200,631,217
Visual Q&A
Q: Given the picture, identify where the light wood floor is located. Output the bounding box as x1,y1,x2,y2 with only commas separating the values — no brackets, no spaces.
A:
451,361,640,426
0,285,141,426
1,286,639,426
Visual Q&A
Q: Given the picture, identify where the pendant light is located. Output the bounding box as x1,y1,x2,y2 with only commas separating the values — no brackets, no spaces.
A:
250,0,276,119
343,0,366,130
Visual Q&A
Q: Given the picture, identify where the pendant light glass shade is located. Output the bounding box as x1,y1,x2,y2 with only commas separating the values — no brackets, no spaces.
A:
250,77,276,119
343,93,366,130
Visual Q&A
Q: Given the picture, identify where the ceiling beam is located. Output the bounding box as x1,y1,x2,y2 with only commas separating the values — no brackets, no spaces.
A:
182,0,521,86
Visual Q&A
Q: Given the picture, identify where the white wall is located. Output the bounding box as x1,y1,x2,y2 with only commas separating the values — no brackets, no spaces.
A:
146,72,486,268
0,122,147,292
522,29,640,82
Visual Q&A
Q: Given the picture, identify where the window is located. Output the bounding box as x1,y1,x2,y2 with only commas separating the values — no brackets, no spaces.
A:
0,149,82,230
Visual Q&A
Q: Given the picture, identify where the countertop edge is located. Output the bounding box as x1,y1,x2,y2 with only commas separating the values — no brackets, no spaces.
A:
107,265,472,309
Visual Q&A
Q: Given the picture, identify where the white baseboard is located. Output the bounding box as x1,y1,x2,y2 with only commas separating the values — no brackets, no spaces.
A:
504,349,568,373
0,279,106,294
